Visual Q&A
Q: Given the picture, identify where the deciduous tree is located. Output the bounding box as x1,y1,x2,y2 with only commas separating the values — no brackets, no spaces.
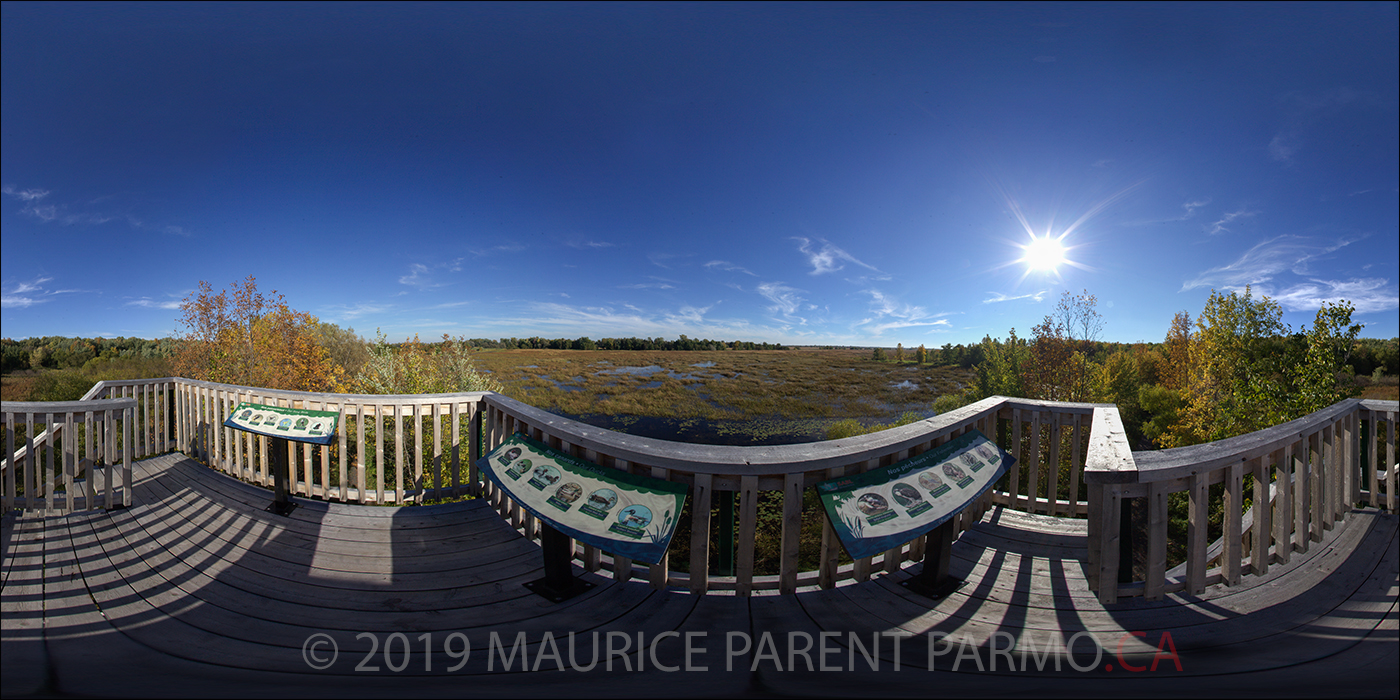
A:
172,276,345,392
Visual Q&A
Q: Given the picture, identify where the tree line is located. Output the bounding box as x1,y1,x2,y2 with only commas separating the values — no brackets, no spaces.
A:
892,288,1398,449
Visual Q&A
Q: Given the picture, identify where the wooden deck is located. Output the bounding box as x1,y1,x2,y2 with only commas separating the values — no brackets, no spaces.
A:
3,453,1395,697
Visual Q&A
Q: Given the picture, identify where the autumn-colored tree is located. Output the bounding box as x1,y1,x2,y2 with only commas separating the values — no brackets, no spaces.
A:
916,344,928,365
1021,290,1103,402
895,343,905,364
1161,311,1193,392
173,276,345,392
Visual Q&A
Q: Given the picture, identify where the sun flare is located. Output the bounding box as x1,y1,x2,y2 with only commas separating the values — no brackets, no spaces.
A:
1021,234,1067,273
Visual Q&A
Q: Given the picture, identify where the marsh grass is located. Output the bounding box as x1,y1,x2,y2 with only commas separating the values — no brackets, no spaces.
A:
474,348,974,442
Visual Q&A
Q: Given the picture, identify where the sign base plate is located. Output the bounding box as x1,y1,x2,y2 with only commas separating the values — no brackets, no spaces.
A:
900,573,964,600
266,500,298,516
523,577,595,603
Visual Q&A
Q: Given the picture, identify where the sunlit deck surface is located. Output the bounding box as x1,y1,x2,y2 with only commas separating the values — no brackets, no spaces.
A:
3,453,1396,698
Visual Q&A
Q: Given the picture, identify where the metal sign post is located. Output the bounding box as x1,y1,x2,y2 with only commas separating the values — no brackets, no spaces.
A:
223,402,339,517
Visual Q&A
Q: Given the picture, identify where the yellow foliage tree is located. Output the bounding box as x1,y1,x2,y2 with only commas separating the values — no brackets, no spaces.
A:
172,276,345,392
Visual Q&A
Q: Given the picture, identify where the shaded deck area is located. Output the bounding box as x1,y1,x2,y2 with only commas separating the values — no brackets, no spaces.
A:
3,453,1396,697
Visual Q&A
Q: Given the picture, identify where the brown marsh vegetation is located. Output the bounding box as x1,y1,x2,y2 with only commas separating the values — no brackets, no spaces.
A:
472,348,976,444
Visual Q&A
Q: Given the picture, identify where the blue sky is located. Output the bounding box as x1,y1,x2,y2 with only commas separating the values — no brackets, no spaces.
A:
3,2,1397,346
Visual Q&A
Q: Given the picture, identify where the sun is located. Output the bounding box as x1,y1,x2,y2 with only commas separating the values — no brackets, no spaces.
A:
1020,233,1067,273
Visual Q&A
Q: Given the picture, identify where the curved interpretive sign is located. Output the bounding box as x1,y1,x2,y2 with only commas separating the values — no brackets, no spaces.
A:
223,402,338,446
223,402,340,516
817,429,1014,560
478,433,687,566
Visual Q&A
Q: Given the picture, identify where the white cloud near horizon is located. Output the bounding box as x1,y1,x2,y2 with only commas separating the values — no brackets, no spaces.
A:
855,289,951,336
1182,235,1356,291
1182,234,1395,313
1255,277,1399,315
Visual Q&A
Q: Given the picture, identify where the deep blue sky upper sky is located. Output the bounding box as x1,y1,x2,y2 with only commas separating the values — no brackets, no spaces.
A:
3,2,1397,345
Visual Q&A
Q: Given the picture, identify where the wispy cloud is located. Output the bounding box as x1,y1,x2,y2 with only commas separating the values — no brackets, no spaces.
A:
1260,278,1399,315
983,290,1048,304
1,185,50,202
562,237,614,250
125,297,183,310
757,282,805,318
855,289,951,336
500,302,774,342
469,244,526,256
4,184,189,235
323,302,392,320
2,276,57,308
620,282,676,290
1181,235,1357,291
793,237,887,278
398,258,464,290
1206,208,1258,235
704,260,757,276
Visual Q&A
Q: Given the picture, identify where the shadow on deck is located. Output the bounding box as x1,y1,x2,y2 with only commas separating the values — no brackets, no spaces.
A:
2,454,1395,698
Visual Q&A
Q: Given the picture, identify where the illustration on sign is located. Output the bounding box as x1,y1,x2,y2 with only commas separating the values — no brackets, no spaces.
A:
816,429,1013,560
223,402,339,445
477,433,688,564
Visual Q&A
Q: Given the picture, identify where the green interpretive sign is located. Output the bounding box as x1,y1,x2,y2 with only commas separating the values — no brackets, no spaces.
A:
223,402,339,445
816,429,1013,560
478,433,688,565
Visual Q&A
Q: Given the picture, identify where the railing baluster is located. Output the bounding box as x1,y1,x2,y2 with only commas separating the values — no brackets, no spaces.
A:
1223,462,1243,584
689,472,713,595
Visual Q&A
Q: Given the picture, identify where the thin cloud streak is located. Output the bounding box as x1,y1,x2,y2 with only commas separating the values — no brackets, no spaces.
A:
983,291,1048,304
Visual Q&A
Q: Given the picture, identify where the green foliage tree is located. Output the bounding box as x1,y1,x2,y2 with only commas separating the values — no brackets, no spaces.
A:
1176,287,1290,444
354,331,502,395
975,329,1027,398
1288,300,1363,415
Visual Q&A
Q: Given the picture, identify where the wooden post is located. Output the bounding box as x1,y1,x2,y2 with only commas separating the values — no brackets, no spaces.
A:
1186,472,1209,595
1251,456,1271,576
689,473,713,595
1223,462,1243,585
778,471,804,594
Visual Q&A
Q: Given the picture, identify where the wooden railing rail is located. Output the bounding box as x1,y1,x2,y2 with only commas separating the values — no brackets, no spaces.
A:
2,397,136,512
1083,398,1398,604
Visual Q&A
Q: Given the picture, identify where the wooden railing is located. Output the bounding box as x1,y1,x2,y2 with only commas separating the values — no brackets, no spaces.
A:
169,377,489,504
1083,398,1398,604
2,394,140,512
477,393,1100,594
9,375,1391,602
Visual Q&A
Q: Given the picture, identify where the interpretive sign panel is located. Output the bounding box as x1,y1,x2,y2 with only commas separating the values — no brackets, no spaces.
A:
478,433,688,565
223,402,339,445
816,429,1014,560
